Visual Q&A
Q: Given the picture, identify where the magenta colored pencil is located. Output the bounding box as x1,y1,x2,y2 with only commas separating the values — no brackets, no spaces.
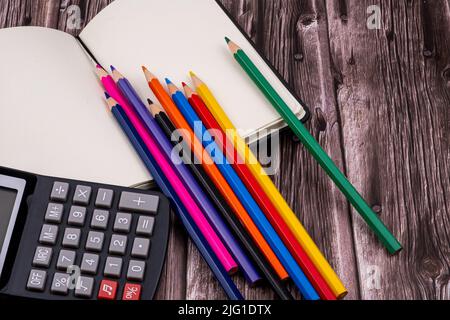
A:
96,66,238,273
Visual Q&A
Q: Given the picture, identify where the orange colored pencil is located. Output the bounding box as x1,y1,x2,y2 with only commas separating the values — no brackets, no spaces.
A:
142,66,289,281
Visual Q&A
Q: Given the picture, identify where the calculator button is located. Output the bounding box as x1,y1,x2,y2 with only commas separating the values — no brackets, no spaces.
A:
32,246,53,268
113,212,132,233
131,238,150,259
104,257,123,278
75,276,94,298
56,250,76,271
122,283,141,300
26,269,46,292
119,192,159,214
86,231,104,252
127,260,146,281
50,182,69,202
136,216,155,237
73,185,92,205
68,206,87,226
109,234,127,255
45,203,64,223
98,280,117,300
91,209,109,230
80,253,99,274
39,224,58,245
62,228,81,248
51,273,70,295
95,189,114,208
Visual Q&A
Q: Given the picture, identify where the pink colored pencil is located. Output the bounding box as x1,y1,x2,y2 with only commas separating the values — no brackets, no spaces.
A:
95,66,237,273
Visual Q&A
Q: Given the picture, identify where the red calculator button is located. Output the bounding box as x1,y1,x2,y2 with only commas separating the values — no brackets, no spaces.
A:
98,280,117,300
122,283,141,300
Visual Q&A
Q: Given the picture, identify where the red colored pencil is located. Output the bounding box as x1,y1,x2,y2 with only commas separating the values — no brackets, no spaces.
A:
183,83,336,300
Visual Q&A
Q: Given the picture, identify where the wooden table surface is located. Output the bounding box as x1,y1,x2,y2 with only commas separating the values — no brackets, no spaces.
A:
1,0,448,300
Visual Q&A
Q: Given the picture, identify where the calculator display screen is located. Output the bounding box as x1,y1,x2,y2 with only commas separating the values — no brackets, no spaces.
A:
0,187,18,250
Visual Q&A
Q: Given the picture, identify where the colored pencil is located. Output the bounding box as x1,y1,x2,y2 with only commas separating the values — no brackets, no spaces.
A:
149,100,293,300
110,67,260,284
183,83,336,300
224,38,402,255
156,75,319,300
190,71,347,298
141,68,289,282
105,96,243,300
95,66,237,273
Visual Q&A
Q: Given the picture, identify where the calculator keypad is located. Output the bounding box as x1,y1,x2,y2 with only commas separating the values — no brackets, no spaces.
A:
104,257,123,278
68,206,87,226
131,238,150,259
86,231,104,252
62,228,81,248
98,280,118,300
113,212,132,233
27,269,47,292
119,192,159,214
51,273,70,295
109,234,128,255
26,182,162,300
32,247,53,268
127,260,146,281
56,250,76,271
80,253,99,274
136,216,155,237
73,185,92,205
45,203,64,223
75,276,94,298
95,189,114,208
91,210,109,230
50,182,69,202
39,224,58,245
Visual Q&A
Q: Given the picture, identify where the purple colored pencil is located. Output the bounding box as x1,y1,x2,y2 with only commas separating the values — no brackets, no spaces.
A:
110,66,261,284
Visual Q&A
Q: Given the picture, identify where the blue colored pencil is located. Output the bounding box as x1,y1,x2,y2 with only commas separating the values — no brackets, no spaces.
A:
166,79,319,300
105,95,244,300
110,67,261,284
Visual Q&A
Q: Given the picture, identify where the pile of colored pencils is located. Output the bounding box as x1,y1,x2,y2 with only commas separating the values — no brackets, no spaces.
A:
96,37,400,300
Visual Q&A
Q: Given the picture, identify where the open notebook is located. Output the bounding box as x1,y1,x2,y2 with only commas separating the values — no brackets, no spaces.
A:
0,0,308,187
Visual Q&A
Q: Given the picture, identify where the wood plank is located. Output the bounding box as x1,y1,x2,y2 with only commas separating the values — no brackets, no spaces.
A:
325,0,450,299
0,0,27,28
29,0,61,28
219,0,361,299
0,0,61,28
155,212,188,300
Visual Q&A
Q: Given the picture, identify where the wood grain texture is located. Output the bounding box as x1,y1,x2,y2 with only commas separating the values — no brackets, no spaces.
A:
0,0,448,300
325,0,450,299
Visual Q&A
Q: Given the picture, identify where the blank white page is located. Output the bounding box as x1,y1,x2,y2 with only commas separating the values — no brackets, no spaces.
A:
80,0,307,140
0,27,150,186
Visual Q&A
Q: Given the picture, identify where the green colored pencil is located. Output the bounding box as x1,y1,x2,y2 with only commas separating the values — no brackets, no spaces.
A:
225,37,402,254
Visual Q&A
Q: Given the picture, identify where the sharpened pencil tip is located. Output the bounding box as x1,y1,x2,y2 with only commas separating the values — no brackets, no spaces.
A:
224,36,230,43
189,71,197,78
165,78,173,85
104,92,110,99
96,64,103,69
141,66,148,72
148,103,164,117
190,72,203,88
183,83,194,98
110,65,116,72
147,98,153,105
181,82,187,87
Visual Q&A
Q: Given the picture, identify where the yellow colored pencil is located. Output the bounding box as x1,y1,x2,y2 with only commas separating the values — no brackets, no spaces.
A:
190,72,347,299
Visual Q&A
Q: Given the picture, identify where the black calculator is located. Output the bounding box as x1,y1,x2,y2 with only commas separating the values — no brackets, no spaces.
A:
0,166,170,300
